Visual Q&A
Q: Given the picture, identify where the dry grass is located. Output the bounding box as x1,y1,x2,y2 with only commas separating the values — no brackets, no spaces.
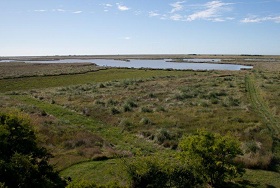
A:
0,62,100,79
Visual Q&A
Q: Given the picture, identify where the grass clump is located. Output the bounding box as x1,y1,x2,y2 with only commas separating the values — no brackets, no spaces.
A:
140,107,153,113
140,117,153,125
123,104,132,112
111,107,121,115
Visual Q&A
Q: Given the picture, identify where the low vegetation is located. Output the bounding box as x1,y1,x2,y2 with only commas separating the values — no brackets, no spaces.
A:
126,131,244,188
0,55,280,187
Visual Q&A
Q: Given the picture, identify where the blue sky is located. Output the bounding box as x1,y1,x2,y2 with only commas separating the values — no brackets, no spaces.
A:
1,0,280,56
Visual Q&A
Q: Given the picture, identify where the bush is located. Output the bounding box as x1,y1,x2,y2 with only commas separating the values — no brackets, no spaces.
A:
126,100,138,108
148,93,156,98
123,104,132,112
111,107,121,115
126,156,168,188
179,130,244,187
141,107,153,113
0,113,66,187
125,155,202,188
119,119,133,131
139,117,153,125
99,83,105,88
107,99,118,106
155,129,171,144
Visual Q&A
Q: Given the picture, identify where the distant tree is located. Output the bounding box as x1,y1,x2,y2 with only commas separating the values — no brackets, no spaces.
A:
0,113,66,188
179,130,244,187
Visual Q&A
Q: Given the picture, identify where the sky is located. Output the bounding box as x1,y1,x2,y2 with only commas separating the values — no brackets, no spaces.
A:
1,0,280,56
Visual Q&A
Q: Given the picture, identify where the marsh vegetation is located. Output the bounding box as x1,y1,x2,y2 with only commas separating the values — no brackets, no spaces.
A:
0,55,280,187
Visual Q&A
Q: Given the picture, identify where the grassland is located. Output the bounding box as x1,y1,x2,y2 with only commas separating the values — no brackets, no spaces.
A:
0,55,280,187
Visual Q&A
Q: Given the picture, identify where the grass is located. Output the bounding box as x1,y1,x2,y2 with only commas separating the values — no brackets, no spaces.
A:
245,74,280,136
14,69,274,170
11,95,159,168
60,159,129,187
1,56,280,187
0,69,192,92
0,62,100,79
241,169,280,188
0,68,189,92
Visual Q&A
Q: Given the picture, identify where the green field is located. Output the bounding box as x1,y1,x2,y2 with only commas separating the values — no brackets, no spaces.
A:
1,55,280,187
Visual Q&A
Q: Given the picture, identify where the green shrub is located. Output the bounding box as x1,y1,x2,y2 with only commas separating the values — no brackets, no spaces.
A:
126,100,138,108
140,117,153,125
156,106,166,112
107,99,118,106
148,93,156,98
126,156,168,188
155,129,171,144
179,130,244,187
111,107,121,115
0,113,66,188
125,155,202,188
119,119,133,131
123,104,132,112
99,83,105,88
141,107,153,113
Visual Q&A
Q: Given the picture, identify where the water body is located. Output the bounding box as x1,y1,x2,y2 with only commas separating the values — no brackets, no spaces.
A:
183,58,221,63
0,60,16,63
8,59,252,70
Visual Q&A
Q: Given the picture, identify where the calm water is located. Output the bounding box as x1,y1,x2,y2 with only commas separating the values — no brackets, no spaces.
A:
183,58,221,62
0,60,15,63
10,59,252,70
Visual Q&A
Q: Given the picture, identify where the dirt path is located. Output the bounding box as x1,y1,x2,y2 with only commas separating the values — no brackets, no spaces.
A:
245,74,280,137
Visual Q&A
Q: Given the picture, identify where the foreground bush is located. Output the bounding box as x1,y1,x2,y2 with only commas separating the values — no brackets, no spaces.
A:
0,113,66,188
125,154,203,188
179,130,245,187
126,130,244,188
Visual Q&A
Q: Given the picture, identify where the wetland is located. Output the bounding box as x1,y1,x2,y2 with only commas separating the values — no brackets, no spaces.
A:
0,54,280,187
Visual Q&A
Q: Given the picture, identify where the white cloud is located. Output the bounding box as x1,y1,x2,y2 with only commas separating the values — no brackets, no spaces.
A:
124,37,131,40
241,17,262,23
73,11,82,14
34,10,47,12
241,16,280,23
57,9,66,12
116,3,130,11
186,1,233,22
52,9,66,12
100,3,113,12
170,1,185,13
211,18,225,22
149,11,160,17
146,1,234,22
170,14,183,21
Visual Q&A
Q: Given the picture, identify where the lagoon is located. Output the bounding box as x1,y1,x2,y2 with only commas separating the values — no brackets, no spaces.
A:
20,59,252,70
